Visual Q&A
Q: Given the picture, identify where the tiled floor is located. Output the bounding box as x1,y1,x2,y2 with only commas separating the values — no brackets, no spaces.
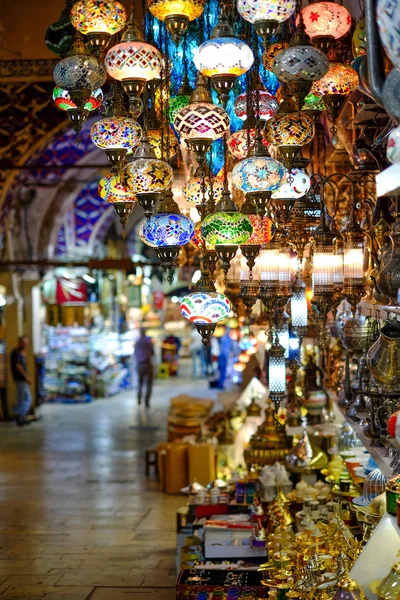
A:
0,369,216,600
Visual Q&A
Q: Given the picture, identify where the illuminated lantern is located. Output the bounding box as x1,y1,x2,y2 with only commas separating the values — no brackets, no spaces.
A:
272,169,310,199
238,0,296,44
234,90,279,121
71,0,126,56
301,2,352,52
183,174,224,206
181,292,231,324
53,86,103,112
148,0,206,44
98,173,136,203
268,334,287,408
264,110,315,170
124,138,173,195
227,128,269,160
232,155,287,193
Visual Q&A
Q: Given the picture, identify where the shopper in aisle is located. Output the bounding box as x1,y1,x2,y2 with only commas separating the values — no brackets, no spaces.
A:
10,336,32,426
190,327,205,377
134,328,154,408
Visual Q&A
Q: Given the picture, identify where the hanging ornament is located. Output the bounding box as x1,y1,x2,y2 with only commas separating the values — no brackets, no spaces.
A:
310,62,358,129
262,42,289,71
268,333,287,409
148,0,206,45
45,0,75,57
300,2,352,52
183,170,224,206
53,34,106,138
272,15,329,109
302,92,325,121
227,125,269,160
53,86,103,113
142,190,195,283
312,209,337,320
194,7,254,106
168,75,193,125
237,0,296,45
71,0,127,58
234,90,279,122
271,168,310,200
105,10,163,102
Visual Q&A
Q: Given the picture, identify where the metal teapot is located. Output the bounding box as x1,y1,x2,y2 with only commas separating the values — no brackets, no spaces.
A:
366,319,400,388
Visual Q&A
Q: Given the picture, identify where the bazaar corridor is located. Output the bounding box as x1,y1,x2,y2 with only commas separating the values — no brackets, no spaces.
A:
0,375,209,600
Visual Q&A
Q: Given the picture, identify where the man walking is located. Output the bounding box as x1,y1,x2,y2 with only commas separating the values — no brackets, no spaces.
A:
10,336,32,426
134,328,154,408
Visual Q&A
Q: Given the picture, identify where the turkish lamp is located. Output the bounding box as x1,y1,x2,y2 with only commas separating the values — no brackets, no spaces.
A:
53,33,106,138
272,15,329,110
193,7,254,107
300,2,352,53
174,73,230,159
257,243,281,311
105,10,163,102
333,237,344,291
279,241,294,299
312,210,337,318
342,207,365,311
201,186,253,277
71,0,127,58
45,0,75,57
148,0,206,45
290,273,308,339
144,189,195,283
240,195,264,272
268,334,287,410
168,74,193,125
237,0,296,46
123,136,173,217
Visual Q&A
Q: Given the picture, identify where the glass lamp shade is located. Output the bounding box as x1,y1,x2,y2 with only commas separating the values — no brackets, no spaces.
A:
90,117,142,149
279,246,294,287
277,321,290,359
148,0,206,21
247,215,275,245
201,212,253,245
310,63,359,96
238,0,296,24
313,248,336,289
269,344,287,392
98,173,136,203
139,221,157,248
257,246,280,284
105,41,163,82
71,0,126,35
227,129,269,159
174,102,230,141
54,53,106,91
141,214,194,247
194,37,254,78
181,291,231,324
302,92,325,111
301,2,351,40
291,289,308,328
272,46,329,82
182,176,224,206
234,90,279,121
147,127,179,159
191,222,215,250
53,86,103,111
168,94,190,125
123,158,173,194
333,250,344,287
343,245,364,286
271,168,310,199
288,331,301,361
263,42,289,71
264,112,315,146
232,156,287,193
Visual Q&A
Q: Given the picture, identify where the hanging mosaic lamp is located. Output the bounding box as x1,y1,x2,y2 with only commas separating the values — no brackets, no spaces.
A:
123,136,173,218
98,171,137,239
53,86,103,113
302,92,325,121
227,124,269,160
262,42,289,71
234,90,279,122
182,170,224,206
272,15,329,109
148,0,206,45
257,243,281,311
290,273,308,339
145,107,179,159
202,186,253,276
141,189,195,283
71,0,126,58
53,34,106,137
300,2,352,52
240,196,275,273
272,168,310,200
168,75,193,125
105,10,163,101
174,73,230,158
194,7,254,107
45,0,75,57
310,62,359,127
264,105,315,171
268,333,287,409
191,222,215,251
237,0,296,45
90,85,142,173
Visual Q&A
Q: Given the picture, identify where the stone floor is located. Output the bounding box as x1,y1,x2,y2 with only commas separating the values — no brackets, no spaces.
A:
0,368,216,600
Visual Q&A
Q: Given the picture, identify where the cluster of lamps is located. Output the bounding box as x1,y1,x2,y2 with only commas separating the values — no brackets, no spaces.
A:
45,0,364,376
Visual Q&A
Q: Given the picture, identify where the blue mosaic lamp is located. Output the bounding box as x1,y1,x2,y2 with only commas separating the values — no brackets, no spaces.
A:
141,189,194,283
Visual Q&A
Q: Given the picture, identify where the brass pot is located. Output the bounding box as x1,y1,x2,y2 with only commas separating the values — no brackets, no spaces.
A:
366,320,400,387
341,313,370,352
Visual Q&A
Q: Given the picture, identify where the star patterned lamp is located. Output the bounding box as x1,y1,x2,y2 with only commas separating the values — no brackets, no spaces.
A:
142,189,194,283
234,90,279,122
98,173,137,238
174,74,230,158
237,0,296,44
264,108,315,170
148,0,206,44
105,11,163,100
183,172,224,206
272,16,329,109
53,34,106,136
123,136,174,218
147,126,179,159
71,0,126,57
227,127,269,160
300,2,352,52
194,8,254,106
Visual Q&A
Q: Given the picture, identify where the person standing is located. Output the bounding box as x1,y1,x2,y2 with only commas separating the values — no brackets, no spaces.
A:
134,328,155,408
10,336,32,426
